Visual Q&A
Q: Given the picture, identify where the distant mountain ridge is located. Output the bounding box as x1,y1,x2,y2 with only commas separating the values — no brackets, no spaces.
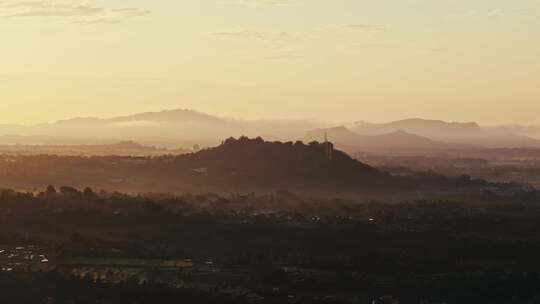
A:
110,109,227,124
305,126,465,152
41,109,232,129
353,118,481,136
351,118,540,148
21,109,323,146
1,110,539,149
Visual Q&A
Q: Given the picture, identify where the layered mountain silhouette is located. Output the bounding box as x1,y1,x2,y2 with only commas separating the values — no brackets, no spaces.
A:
353,119,480,135
31,109,239,144
0,109,323,147
304,126,463,152
1,109,539,149
351,119,540,148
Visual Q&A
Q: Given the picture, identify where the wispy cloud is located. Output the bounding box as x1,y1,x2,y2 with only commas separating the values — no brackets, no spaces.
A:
212,23,386,43
343,24,387,32
77,7,150,24
212,29,293,42
462,8,528,18
221,0,299,7
262,50,303,60
0,0,150,24
210,23,389,60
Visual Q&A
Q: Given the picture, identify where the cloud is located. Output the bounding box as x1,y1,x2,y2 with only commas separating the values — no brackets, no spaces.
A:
211,29,292,42
210,22,390,61
462,8,528,18
263,51,303,60
212,23,386,43
221,0,298,7
77,7,151,24
0,0,150,24
343,24,386,32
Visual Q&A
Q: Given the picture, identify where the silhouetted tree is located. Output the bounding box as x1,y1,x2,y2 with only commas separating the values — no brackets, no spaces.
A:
60,186,80,197
83,187,96,199
45,185,57,197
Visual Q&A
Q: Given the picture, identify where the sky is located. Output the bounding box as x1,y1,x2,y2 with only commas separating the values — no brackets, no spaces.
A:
1,0,539,125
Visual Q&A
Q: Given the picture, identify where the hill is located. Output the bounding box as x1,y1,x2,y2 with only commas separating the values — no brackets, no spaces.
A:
109,109,227,125
158,137,384,190
352,119,540,148
305,126,460,152
30,109,238,145
351,119,540,148
0,137,391,193
0,137,499,195
0,109,325,147
353,118,481,136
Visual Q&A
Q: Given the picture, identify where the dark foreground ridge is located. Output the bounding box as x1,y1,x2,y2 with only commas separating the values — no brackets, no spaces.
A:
2,188,540,303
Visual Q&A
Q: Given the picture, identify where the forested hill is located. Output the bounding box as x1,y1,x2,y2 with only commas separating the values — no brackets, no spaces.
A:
173,137,383,188
0,137,496,194
0,137,388,193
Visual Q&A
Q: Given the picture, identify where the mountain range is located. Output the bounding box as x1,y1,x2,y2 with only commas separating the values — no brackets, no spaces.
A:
350,119,540,148
0,109,326,148
1,109,539,150
304,126,464,153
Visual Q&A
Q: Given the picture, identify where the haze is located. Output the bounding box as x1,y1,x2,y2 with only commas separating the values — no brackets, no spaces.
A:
1,0,540,125
4,2,540,302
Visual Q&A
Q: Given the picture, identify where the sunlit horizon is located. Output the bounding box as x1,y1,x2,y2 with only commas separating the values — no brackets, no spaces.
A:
1,0,539,125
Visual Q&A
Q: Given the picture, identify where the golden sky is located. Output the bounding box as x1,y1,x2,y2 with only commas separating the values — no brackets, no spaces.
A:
1,0,539,125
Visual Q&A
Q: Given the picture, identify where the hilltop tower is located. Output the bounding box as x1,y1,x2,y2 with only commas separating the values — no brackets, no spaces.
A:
323,132,334,161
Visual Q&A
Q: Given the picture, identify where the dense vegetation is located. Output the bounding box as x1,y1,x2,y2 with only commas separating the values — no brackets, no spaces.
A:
2,187,540,303
1,139,538,303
